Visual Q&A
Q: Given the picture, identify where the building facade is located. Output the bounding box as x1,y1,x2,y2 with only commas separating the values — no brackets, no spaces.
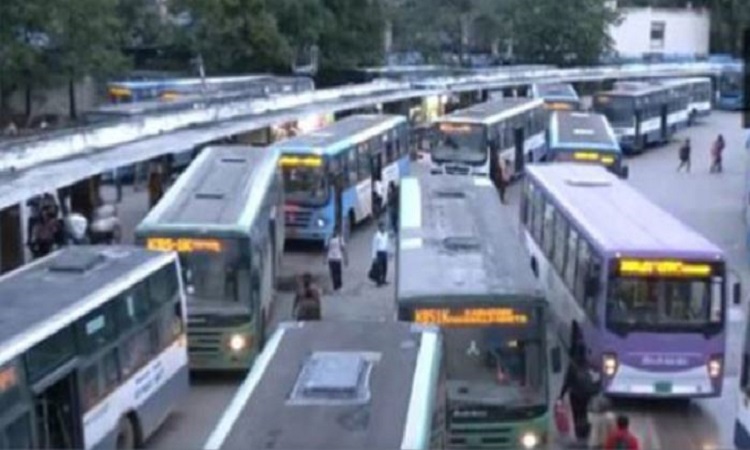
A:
608,6,711,59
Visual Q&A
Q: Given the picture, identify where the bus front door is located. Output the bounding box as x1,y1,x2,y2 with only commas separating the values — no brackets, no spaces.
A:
33,370,83,449
514,127,525,175
660,105,669,142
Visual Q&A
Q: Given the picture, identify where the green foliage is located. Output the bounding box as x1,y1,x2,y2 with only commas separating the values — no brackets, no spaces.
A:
508,0,619,66
318,0,386,69
171,0,292,73
117,0,172,48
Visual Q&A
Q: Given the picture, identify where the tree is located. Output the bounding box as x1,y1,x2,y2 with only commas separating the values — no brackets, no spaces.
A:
118,0,173,49
0,0,55,119
47,0,128,118
509,0,619,66
270,0,332,70
171,0,293,74
318,0,386,69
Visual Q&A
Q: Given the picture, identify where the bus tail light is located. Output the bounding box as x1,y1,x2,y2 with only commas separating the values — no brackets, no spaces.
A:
602,353,618,377
708,355,723,378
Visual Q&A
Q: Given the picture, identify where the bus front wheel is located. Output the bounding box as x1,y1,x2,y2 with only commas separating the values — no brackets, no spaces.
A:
116,416,136,449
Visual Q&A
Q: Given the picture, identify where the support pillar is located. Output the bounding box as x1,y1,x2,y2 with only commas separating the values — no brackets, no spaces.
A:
0,204,24,274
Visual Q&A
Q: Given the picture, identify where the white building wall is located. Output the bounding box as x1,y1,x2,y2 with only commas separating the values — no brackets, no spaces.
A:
608,7,710,58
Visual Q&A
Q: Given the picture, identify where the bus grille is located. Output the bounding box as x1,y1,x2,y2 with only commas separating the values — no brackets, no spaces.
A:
187,328,223,356
447,425,516,449
285,210,312,228
445,165,471,175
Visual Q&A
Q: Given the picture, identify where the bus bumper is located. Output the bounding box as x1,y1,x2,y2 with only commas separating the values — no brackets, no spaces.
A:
447,415,548,449
604,364,720,398
284,225,331,243
187,325,257,372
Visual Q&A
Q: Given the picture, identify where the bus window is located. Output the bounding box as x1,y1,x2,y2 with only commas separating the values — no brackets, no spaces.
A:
531,189,544,242
81,364,101,410
147,263,180,305
24,327,76,383
552,211,568,273
4,414,32,449
564,229,579,289
347,148,358,186
357,143,370,181
78,304,119,354
179,244,249,304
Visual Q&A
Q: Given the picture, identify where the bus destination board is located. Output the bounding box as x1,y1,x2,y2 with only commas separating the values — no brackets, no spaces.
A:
146,237,223,253
438,123,479,134
619,259,712,277
414,307,530,326
279,155,322,168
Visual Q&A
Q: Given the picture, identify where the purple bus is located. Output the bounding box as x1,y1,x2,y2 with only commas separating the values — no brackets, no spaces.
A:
519,163,741,398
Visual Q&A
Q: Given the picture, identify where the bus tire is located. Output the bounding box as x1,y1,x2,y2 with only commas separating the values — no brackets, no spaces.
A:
116,415,137,449
530,257,538,278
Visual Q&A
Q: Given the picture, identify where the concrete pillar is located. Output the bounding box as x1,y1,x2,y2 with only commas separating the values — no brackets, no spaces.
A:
0,204,24,274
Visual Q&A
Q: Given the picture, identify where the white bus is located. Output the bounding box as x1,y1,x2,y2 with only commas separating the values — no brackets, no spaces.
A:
428,98,547,181
204,321,444,450
0,246,188,449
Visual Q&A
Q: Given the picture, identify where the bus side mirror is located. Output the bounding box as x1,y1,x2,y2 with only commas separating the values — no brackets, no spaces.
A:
550,347,563,374
620,166,629,179
734,281,742,305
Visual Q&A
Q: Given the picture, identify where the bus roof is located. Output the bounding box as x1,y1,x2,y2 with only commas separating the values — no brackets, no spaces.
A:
525,164,724,259
597,83,667,97
136,145,278,234
269,114,406,157
549,111,619,152
532,83,579,101
203,321,441,450
0,246,175,367
437,98,545,126
396,175,543,305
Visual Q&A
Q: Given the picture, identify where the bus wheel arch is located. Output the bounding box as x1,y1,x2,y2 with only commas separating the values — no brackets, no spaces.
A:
116,412,141,449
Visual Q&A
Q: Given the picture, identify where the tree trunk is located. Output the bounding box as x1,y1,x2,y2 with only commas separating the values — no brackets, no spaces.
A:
68,78,77,120
24,84,33,120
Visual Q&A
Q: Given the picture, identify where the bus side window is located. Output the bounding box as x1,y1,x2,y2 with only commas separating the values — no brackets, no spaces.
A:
574,240,591,308
541,201,556,258
347,147,358,186
552,210,568,274
564,228,579,290
357,143,369,181
532,189,544,242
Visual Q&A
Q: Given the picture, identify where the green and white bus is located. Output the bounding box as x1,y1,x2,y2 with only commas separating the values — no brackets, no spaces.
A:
396,175,562,449
135,145,284,371
203,321,444,450
0,246,188,449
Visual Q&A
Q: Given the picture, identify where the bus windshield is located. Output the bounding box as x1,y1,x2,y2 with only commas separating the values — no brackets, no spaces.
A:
281,164,329,206
432,122,487,164
720,73,742,94
606,277,723,333
178,244,250,305
444,327,546,409
594,96,635,126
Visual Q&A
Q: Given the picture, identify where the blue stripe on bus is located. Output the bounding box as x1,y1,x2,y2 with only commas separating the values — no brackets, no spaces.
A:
553,143,621,152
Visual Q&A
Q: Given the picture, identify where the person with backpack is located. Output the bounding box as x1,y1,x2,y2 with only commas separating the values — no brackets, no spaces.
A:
293,273,322,321
604,415,639,450
559,346,600,441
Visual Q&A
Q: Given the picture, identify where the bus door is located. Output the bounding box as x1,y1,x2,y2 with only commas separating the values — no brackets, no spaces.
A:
369,152,383,213
514,126,525,175
32,369,83,449
634,110,642,148
660,104,669,141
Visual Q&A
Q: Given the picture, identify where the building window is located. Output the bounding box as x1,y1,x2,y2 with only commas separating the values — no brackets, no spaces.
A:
650,21,665,50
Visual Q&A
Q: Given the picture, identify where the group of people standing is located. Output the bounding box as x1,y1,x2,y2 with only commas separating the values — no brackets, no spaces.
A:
677,134,725,173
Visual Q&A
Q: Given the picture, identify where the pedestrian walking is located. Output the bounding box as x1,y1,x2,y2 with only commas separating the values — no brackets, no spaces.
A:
293,273,322,321
371,222,389,286
603,415,640,450
387,181,399,234
710,134,725,173
496,159,510,204
559,347,600,441
677,138,691,172
326,228,347,291
373,177,385,217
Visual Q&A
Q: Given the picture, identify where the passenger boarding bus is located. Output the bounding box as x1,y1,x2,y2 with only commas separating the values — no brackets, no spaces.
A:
0,246,188,450
593,83,682,153
520,164,740,399
135,146,284,371
530,83,582,111
270,114,410,244
203,321,444,450
397,175,562,449
428,98,547,181
545,111,628,178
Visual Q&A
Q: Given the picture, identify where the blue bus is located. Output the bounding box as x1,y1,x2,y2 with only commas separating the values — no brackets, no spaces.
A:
716,62,743,110
546,111,628,178
530,83,582,111
271,114,410,244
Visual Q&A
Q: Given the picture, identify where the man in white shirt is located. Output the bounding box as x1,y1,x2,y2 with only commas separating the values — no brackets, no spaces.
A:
373,178,385,217
371,222,389,286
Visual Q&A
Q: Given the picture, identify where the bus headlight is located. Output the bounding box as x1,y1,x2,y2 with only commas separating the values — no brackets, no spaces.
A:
228,334,247,352
316,218,325,228
603,353,618,377
708,355,722,378
520,432,539,449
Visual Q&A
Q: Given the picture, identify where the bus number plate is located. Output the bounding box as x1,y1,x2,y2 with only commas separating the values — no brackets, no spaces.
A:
654,381,672,393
